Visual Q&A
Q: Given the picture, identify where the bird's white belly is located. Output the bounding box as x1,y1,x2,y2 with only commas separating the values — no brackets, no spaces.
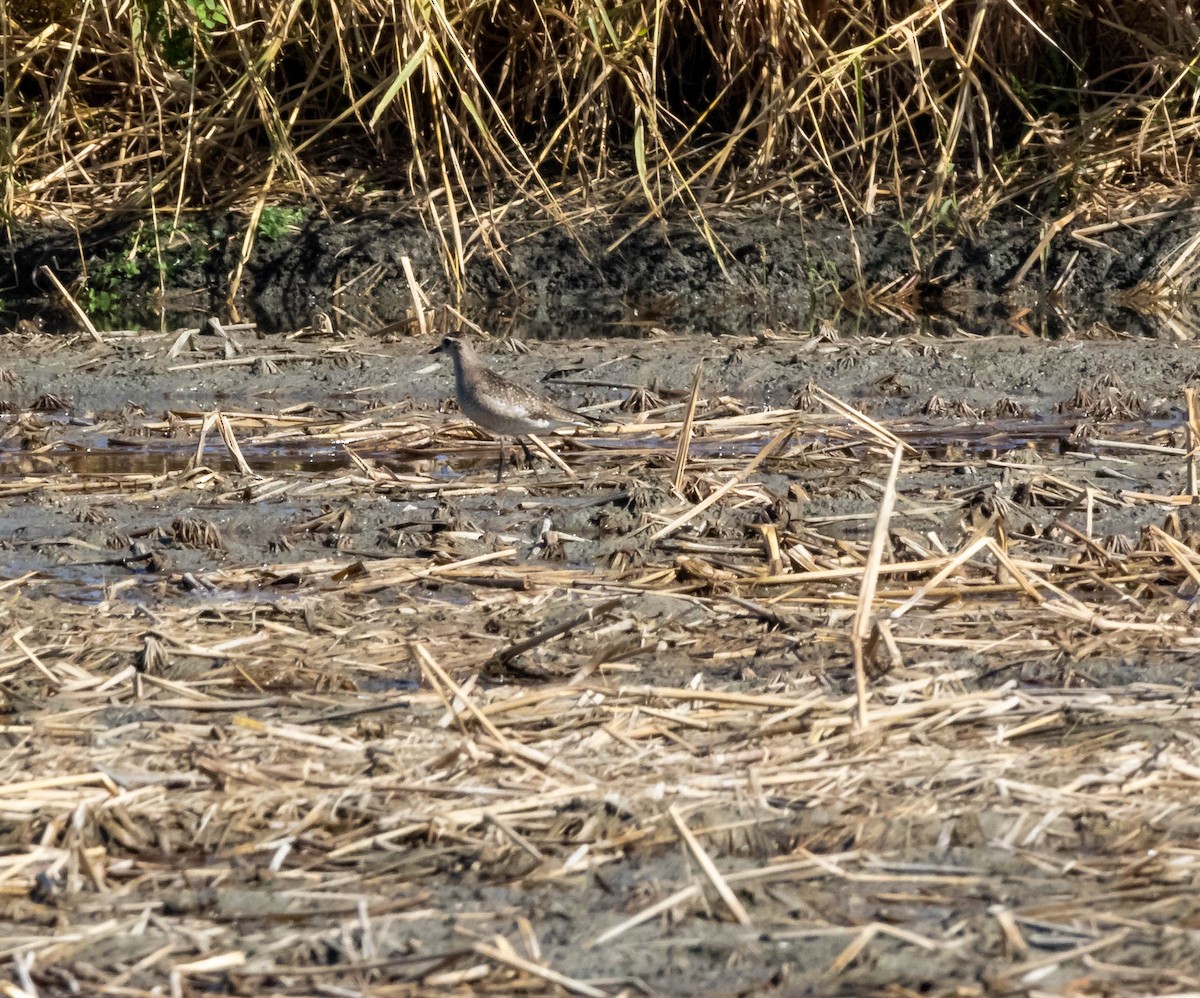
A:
460,393,552,435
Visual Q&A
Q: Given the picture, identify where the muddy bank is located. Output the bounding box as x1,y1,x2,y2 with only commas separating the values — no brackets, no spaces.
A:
6,197,1196,335
2,323,1200,614
2,321,1198,425
4,325,1200,995
2,326,1200,609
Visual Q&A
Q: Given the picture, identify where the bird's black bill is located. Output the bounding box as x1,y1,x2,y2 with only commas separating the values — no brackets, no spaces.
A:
430,334,461,355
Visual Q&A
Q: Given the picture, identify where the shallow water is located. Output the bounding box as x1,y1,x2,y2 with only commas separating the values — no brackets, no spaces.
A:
0,415,1181,483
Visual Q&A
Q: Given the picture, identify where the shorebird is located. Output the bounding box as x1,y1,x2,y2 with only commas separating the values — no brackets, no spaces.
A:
429,333,593,481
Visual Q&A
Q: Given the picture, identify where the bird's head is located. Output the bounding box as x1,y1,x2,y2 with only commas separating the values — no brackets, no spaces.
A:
430,333,468,358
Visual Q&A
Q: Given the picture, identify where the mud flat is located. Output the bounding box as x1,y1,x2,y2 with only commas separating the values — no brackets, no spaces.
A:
2,322,1200,995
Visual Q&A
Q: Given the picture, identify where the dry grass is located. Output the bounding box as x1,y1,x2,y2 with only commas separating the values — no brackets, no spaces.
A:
2,327,1200,992
4,0,1200,287
5,595,1200,994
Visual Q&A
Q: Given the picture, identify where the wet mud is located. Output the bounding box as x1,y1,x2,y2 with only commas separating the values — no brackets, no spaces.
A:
2,326,1198,622
4,322,1200,995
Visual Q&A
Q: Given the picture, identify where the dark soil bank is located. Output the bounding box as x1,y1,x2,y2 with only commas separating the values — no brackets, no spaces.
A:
7,196,1197,334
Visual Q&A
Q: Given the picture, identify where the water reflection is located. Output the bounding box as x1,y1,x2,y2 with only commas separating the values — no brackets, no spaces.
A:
0,417,1178,482
0,438,344,476
4,287,1195,340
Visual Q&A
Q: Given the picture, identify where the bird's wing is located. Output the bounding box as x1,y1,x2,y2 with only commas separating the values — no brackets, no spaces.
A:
541,398,598,426
476,368,596,425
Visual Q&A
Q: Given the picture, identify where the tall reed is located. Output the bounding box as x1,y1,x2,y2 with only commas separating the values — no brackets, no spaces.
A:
3,1,1197,272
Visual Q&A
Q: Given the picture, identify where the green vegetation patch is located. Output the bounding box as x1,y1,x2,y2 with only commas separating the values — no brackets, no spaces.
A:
81,220,219,323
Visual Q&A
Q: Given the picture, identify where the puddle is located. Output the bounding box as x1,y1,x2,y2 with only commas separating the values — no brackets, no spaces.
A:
0,415,1181,481
0,442,347,477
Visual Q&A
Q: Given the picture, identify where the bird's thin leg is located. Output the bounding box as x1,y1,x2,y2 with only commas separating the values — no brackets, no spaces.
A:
518,436,535,468
495,436,506,482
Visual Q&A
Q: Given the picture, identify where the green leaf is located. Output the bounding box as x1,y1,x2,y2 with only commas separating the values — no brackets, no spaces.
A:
633,118,654,209
370,37,431,129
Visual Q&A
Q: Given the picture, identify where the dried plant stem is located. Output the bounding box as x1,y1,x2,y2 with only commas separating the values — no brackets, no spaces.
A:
851,443,904,730
473,943,608,998
671,358,704,493
1187,387,1200,495
669,804,752,927
401,255,430,337
39,266,103,343
489,597,623,667
650,420,797,542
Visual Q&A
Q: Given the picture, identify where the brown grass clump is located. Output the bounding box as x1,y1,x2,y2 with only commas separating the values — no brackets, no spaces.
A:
3,0,1200,281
